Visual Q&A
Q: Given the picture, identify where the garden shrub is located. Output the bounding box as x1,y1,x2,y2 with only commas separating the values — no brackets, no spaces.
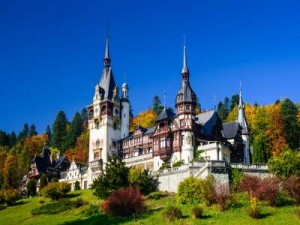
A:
159,163,171,171
163,206,182,222
148,191,163,200
255,177,280,206
74,181,81,191
247,195,261,219
83,204,100,216
92,155,130,199
177,176,215,205
41,182,71,200
191,205,203,219
214,184,230,211
128,167,158,195
229,168,244,192
283,176,300,204
0,189,20,205
26,179,37,197
239,175,261,195
39,174,48,189
296,208,300,220
240,176,281,206
31,198,83,215
101,187,144,217
72,197,84,208
172,161,184,168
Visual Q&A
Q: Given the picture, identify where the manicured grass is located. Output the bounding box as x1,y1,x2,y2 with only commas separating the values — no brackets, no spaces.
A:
0,190,299,225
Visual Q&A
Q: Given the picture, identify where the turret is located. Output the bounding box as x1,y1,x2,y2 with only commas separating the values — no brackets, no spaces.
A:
238,85,250,164
121,82,130,138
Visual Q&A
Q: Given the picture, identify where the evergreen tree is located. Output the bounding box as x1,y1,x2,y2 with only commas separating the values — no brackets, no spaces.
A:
8,132,17,147
280,98,300,150
252,133,268,163
0,130,9,147
39,174,48,189
230,94,239,110
26,179,37,197
29,124,38,136
52,111,69,152
92,155,130,199
45,125,52,146
68,112,84,148
74,180,81,190
81,108,88,126
152,96,164,115
18,123,29,142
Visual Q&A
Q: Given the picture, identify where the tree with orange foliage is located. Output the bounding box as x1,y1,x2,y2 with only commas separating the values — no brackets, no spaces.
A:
130,109,157,131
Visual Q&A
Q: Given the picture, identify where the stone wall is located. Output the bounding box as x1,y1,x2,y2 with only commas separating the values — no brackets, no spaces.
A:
156,161,270,193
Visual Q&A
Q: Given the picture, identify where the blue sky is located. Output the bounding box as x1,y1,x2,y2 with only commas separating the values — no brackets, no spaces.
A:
0,0,299,134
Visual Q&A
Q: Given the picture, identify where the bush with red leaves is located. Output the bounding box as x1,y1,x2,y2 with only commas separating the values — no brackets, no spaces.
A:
239,176,280,206
214,184,231,211
101,187,144,217
283,176,300,204
239,175,261,195
255,177,280,206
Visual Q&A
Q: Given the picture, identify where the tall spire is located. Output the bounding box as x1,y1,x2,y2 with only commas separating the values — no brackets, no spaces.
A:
181,44,189,76
238,83,248,131
104,33,111,68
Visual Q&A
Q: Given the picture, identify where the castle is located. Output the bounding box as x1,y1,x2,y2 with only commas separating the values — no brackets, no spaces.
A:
84,36,252,188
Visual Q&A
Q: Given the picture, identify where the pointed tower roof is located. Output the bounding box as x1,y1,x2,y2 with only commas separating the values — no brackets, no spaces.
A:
176,43,196,105
99,35,116,100
181,45,189,74
238,85,248,132
103,34,111,68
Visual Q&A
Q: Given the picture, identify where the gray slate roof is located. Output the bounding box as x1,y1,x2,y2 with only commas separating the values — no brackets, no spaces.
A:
196,110,220,136
99,67,116,100
156,108,175,121
176,81,196,103
222,121,240,139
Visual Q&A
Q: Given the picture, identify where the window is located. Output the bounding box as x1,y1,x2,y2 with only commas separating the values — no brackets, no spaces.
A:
179,105,183,112
113,122,117,130
95,119,99,129
185,104,190,110
180,120,184,128
94,152,100,160
160,137,166,148
112,141,117,147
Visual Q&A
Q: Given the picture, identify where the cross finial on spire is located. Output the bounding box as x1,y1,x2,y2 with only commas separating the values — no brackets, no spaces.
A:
163,90,166,108
103,31,111,67
181,35,189,76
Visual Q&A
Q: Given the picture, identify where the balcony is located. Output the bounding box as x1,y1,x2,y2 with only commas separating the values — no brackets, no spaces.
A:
90,159,103,171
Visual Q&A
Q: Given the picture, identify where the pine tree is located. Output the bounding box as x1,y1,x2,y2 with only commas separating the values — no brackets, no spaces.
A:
68,112,84,148
45,125,52,146
26,179,37,197
29,124,38,136
8,132,17,147
0,131,9,147
230,94,239,110
18,123,30,143
152,96,164,115
92,155,130,199
52,111,69,152
280,98,300,150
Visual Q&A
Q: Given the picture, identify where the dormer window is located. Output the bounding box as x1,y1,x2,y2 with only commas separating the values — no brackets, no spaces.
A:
186,105,190,110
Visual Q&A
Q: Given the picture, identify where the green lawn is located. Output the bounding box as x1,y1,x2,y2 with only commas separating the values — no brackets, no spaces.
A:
0,190,299,225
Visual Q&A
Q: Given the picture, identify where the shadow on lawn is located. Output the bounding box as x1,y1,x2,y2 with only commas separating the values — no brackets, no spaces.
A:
60,207,163,225
66,193,81,198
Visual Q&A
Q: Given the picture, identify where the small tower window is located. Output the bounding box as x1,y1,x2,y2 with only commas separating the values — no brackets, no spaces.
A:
186,105,190,110
180,119,184,128
113,122,117,130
